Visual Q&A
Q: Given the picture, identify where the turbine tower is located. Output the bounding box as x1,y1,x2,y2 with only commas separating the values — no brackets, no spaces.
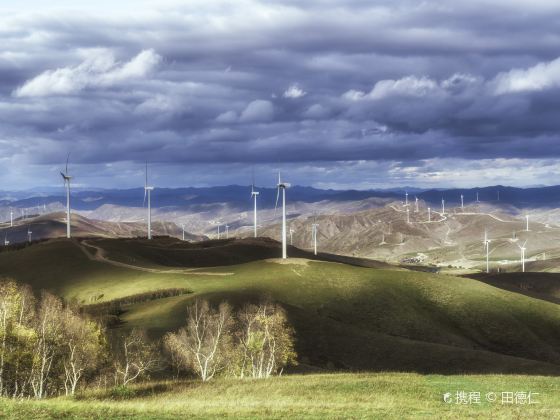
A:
9,210,12,227
311,221,319,255
518,240,527,273
415,196,419,212
225,224,229,239
60,153,72,239
525,215,529,232
460,194,464,210
181,223,185,241
476,191,480,203
405,191,409,207
484,234,491,273
289,228,294,245
427,207,431,222
441,198,445,215
143,162,154,240
251,172,259,238
275,172,290,259
27,227,32,243
217,224,221,239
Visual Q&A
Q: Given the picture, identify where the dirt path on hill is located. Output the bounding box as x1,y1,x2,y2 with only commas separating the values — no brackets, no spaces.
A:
78,240,233,276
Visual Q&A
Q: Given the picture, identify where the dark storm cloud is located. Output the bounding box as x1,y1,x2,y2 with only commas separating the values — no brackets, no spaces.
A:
1,0,560,188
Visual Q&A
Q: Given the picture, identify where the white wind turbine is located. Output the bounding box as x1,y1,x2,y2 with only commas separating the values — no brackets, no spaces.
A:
275,172,290,259
483,233,491,273
525,215,529,232
143,162,154,240
476,191,480,203
9,210,13,227
405,191,409,207
289,227,294,245
460,194,464,211
181,223,185,241
60,153,72,239
518,240,527,273
427,207,431,222
311,220,319,255
441,198,445,215
251,172,259,238
415,196,419,212
27,227,32,243
225,224,229,239
217,224,221,239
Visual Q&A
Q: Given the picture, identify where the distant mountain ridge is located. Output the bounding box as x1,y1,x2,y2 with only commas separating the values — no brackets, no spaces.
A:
2,184,560,211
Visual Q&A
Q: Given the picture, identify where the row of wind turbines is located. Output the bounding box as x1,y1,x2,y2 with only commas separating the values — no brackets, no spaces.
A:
11,157,535,268
403,191,534,273
57,157,315,260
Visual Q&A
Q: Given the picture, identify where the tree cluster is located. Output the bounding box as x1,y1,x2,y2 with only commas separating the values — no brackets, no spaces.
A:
164,299,297,381
0,280,105,398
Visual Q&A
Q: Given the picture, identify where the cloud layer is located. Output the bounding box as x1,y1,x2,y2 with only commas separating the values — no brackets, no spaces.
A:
1,0,560,188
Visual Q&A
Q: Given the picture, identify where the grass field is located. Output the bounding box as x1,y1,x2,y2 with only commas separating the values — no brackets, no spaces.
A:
1,238,560,375
0,373,558,419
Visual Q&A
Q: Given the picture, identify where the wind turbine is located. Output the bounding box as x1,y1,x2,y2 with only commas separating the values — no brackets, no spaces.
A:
9,210,12,227
217,224,221,239
427,207,431,222
251,172,259,238
60,153,72,239
275,172,290,259
525,215,529,232
441,198,445,215
483,233,491,273
406,207,410,224
483,229,488,251
3,232,8,246
143,162,154,240
476,191,480,203
225,224,229,239
518,240,527,273
415,196,419,212
289,227,294,245
405,191,409,207
181,223,185,241
311,220,319,255
27,227,32,243
460,194,464,211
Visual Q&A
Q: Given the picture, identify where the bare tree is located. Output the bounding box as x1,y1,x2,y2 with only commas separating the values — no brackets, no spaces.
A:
61,307,105,395
31,292,64,399
164,300,234,381
114,329,160,386
236,302,297,379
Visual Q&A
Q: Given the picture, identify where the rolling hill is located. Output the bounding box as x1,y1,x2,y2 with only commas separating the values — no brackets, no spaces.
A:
0,212,206,244
1,237,560,375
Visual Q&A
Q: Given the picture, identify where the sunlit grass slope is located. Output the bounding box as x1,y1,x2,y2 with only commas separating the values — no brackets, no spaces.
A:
1,238,560,374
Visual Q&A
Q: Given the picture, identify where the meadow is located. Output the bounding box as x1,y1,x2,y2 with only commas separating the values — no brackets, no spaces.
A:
1,373,558,419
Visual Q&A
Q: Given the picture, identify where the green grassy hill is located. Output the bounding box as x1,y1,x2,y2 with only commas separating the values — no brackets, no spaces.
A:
1,237,560,374
2,372,558,419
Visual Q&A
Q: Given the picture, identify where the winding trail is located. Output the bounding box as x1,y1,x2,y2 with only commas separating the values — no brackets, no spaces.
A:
79,240,233,276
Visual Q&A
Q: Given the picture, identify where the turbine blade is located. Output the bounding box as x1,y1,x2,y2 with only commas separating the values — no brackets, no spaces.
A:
145,161,148,187
66,152,70,174
143,188,146,207
274,187,280,215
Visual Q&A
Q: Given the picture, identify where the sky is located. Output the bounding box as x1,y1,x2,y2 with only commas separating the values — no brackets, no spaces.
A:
2,0,560,190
